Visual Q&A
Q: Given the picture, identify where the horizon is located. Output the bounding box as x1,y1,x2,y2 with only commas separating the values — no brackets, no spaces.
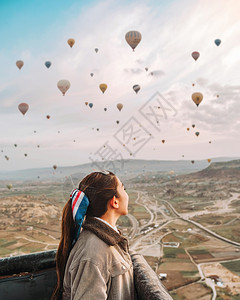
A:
1,156,239,173
1,0,240,172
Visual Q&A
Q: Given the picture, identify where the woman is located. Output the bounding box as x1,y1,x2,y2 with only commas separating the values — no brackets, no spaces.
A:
52,170,173,300
52,170,135,300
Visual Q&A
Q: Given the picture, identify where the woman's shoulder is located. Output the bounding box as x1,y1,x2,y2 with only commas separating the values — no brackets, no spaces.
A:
69,229,113,269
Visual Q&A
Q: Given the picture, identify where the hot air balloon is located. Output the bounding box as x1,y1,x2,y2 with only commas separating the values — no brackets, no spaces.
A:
85,102,88,106
6,184,12,190
215,39,221,46
217,95,219,98
46,115,50,119
192,83,195,86
67,38,75,48
18,103,29,115
191,160,195,164
195,132,200,137
95,48,98,53
53,165,57,170
37,145,40,148
116,120,119,124
16,60,24,70
192,51,200,61
209,141,212,144
133,84,140,94
57,80,70,96
34,130,36,133
187,128,190,131
192,92,203,107
45,61,51,68
24,153,27,157
89,103,93,108
117,103,123,111
14,144,17,147
208,159,211,163
162,140,165,143
145,67,148,72
90,73,94,77
125,31,142,51
192,124,195,128
104,108,107,111
4,155,9,160
99,83,107,94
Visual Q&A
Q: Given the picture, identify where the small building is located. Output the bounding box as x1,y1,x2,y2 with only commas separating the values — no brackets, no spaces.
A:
159,273,167,280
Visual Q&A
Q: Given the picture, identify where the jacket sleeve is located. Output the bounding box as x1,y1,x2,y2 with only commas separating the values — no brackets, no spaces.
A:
70,259,108,300
129,250,173,300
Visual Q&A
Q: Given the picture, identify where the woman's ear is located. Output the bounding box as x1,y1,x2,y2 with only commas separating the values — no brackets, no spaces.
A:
110,196,119,208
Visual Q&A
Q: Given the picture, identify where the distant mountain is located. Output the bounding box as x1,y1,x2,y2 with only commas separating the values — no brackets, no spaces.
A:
0,157,239,181
183,159,240,179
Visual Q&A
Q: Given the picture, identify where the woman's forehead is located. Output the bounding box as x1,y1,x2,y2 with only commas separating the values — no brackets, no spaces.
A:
116,176,122,185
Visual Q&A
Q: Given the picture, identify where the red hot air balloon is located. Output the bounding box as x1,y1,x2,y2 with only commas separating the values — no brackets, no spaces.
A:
192,51,200,61
18,103,29,115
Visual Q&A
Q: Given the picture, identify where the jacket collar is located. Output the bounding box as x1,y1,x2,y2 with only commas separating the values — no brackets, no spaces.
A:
82,217,129,252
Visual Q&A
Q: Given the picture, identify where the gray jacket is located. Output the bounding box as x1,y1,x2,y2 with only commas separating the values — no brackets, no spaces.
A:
63,217,135,300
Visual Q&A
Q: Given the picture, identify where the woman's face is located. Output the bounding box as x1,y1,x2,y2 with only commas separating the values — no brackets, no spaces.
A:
116,176,129,215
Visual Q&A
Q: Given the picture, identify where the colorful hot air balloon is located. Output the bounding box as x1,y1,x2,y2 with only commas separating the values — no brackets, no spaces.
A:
46,115,50,119
67,38,75,48
187,128,190,131
89,103,93,108
215,39,221,46
192,92,203,107
57,80,70,96
18,103,29,115
208,159,211,163
192,51,200,61
125,31,142,51
133,84,140,94
45,61,51,68
95,48,98,53
6,184,12,190
53,165,57,170
85,102,88,106
99,83,107,93
117,103,123,111
16,60,24,70
195,132,200,137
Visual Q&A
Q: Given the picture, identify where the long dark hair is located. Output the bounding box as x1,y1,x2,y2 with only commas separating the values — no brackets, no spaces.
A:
51,171,118,300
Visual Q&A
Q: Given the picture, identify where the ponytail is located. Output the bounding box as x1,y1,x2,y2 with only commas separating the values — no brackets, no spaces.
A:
51,200,75,300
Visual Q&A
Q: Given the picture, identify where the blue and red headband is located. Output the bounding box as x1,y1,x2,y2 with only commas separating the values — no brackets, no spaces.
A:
70,188,89,244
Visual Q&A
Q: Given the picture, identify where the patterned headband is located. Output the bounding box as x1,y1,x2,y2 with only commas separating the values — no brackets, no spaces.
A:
70,188,89,243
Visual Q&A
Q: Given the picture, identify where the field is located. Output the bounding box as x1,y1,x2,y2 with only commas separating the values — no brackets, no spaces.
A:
221,260,240,276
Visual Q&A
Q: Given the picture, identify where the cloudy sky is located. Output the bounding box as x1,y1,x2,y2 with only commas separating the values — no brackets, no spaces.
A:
0,0,240,171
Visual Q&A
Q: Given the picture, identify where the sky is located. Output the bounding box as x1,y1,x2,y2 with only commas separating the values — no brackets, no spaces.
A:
0,0,240,171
